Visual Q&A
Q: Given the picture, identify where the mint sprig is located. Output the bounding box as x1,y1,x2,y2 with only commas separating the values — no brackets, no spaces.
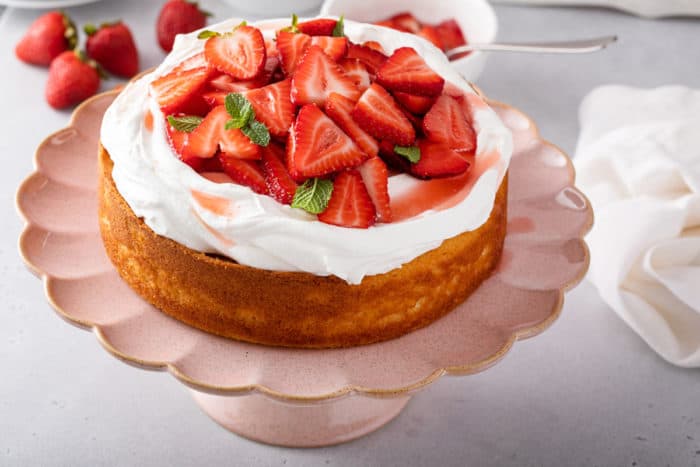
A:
167,115,203,133
394,145,421,163
224,93,270,147
291,178,334,214
332,15,345,37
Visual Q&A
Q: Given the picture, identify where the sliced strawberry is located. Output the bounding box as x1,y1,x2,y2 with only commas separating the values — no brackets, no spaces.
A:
310,36,348,61
261,146,298,204
172,52,210,74
418,25,444,50
151,66,210,114
220,127,262,160
352,83,415,146
423,94,476,152
325,92,378,157
388,12,421,33
378,139,411,173
291,46,360,106
276,30,311,77
292,104,368,177
358,157,392,222
297,18,338,36
347,43,387,76
200,155,223,172
285,123,305,182
318,170,376,229
410,139,472,179
244,78,295,138
209,73,260,93
202,90,227,107
219,154,268,194
340,58,370,91
186,106,261,160
165,117,201,170
399,104,424,135
436,19,467,51
362,41,385,54
393,91,436,115
205,25,266,80
376,47,445,97
374,19,402,31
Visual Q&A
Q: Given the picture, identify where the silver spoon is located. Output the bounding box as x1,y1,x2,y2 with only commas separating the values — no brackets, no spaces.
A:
446,35,618,58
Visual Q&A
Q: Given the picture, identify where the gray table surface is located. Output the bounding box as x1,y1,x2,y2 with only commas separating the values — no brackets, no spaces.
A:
1,2,699,466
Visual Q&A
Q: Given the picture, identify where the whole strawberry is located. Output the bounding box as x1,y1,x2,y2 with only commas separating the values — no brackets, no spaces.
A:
157,0,210,53
85,21,139,78
46,50,101,109
15,11,77,66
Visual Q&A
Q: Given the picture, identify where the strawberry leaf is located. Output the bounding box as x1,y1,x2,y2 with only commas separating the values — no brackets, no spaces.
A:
282,13,299,33
394,145,421,163
242,119,270,147
332,16,345,37
197,30,220,39
292,178,334,214
167,115,203,133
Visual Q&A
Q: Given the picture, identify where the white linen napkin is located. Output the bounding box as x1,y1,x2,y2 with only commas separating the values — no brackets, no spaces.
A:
574,85,700,367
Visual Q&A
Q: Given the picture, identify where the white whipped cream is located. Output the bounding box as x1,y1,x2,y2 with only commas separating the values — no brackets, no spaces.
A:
101,17,513,284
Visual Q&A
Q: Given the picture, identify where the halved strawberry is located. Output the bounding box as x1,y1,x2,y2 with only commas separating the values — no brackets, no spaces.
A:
292,104,368,177
388,12,421,33
245,78,295,138
165,117,203,169
220,126,262,160
393,91,436,115
202,90,227,107
351,83,415,146
205,25,266,80
172,52,211,74
436,19,467,51
362,41,385,54
423,94,476,152
219,154,268,194
347,43,387,76
318,170,376,229
285,123,305,182
261,146,298,204
378,139,411,172
310,36,348,61
325,92,378,157
297,18,338,36
340,58,370,91
410,139,472,179
376,47,444,97
291,46,360,106
186,106,261,160
277,30,311,77
418,25,444,50
209,73,260,93
151,66,210,114
358,157,392,222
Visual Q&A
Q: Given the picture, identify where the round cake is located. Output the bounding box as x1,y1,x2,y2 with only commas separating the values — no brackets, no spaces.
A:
98,16,513,348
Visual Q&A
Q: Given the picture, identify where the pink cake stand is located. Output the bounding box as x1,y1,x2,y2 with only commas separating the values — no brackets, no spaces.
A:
17,91,592,447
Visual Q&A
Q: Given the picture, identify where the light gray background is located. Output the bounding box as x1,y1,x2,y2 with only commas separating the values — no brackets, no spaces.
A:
1,1,699,466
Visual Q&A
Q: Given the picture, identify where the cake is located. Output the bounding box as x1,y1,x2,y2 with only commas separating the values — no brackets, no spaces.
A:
98,16,513,348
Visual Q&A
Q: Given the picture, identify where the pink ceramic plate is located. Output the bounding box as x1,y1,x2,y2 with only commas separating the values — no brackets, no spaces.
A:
17,91,592,447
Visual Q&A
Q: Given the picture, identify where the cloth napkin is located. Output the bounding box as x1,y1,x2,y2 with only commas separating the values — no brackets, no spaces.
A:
574,85,700,368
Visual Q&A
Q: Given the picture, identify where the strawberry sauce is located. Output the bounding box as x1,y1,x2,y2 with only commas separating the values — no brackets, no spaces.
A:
143,110,153,132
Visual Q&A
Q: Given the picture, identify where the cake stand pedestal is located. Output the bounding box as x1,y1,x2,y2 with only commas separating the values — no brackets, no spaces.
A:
17,91,592,447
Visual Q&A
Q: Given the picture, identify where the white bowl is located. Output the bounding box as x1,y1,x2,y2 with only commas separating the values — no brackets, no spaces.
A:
221,0,325,17
320,0,497,82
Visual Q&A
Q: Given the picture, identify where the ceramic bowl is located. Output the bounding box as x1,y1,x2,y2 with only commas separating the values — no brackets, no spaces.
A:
220,0,325,17
320,0,498,82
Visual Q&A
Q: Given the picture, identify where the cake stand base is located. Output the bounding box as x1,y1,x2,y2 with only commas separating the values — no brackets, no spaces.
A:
191,391,411,447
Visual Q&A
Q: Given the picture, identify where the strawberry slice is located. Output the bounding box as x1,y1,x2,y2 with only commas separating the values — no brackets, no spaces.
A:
418,25,444,50
436,19,467,51
186,106,261,160
393,91,436,115
219,154,268,194
151,66,210,114
244,78,295,138
388,12,421,33
352,83,415,146
318,170,376,229
310,36,348,61
423,94,476,152
205,25,266,80
172,52,211,74
292,104,368,177
202,90,227,107
376,47,445,97
362,41,385,54
340,58,370,91
277,30,311,77
297,18,338,36
285,123,305,182
325,92,378,157
347,43,387,76
410,139,472,179
291,46,360,106
165,117,204,170
261,145,298,204
358,157,392,222
378,139,411,173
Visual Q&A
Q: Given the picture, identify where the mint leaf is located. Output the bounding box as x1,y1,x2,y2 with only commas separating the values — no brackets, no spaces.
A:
225,93,254,129
394,145,421,163
167,115,203,133
242,119,270,147
332,15,345,37
292,178,334,214
197,30,220,39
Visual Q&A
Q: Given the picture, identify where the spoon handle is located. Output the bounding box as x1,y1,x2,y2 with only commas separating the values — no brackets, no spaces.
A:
446,35,618,58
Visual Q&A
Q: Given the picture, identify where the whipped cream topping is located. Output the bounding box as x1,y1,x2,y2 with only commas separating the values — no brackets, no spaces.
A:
101,17,513,284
